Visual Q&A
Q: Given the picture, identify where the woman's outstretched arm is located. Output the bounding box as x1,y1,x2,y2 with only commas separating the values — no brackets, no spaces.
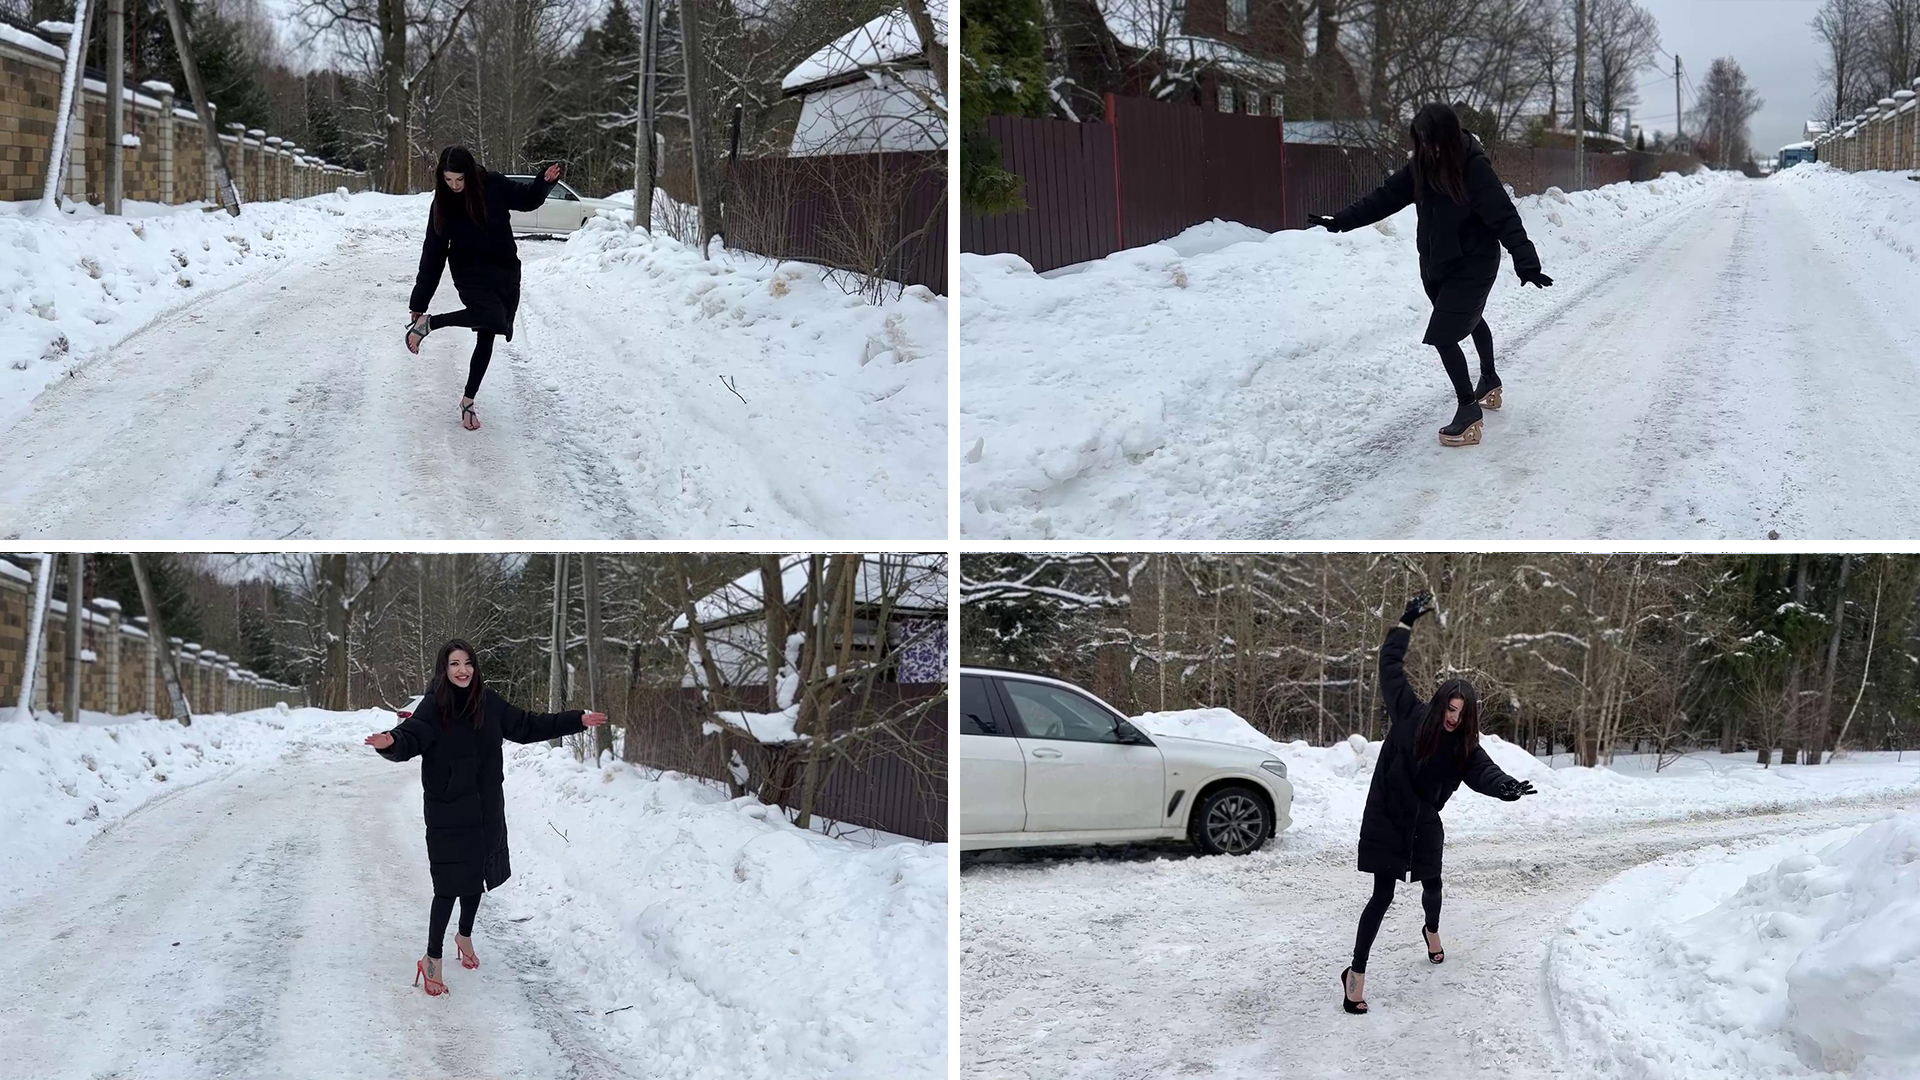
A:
1379,592,1431,725
1328,163,1415,233
502,164,561,213
1462,745,1535,801
366,710,438,761
409,223,448,313
1465,154,1543,280
496,691,593,745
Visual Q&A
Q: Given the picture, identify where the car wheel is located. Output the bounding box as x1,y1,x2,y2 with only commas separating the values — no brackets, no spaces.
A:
1189,785,1271,855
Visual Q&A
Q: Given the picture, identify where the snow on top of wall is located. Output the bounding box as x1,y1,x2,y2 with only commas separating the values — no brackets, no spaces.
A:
706,703,806,744
673,553,946,629
782,0,946,92
0,558,35,583
139,79,174,94
0,24,65,60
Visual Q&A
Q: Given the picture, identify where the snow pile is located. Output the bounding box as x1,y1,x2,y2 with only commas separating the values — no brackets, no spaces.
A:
0,191,421,431
1772,164,1920,324
959,168,1729,538
0,706,375,908
497,745,947,1078
1549,814,1920,1079
527,215,947,537
1132,706,1288,753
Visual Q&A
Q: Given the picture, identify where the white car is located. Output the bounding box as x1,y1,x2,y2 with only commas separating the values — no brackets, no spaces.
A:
505,176,617,235
960,667,1294,855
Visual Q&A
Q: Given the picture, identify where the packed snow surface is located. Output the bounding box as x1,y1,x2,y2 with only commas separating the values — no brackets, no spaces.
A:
0,190,944,541
0,707,946,1078
961,166,1920,541
961,704,1920,1079
1552,813,1920,1079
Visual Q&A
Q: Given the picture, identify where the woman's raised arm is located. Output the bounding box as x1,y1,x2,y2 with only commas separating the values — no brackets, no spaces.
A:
1329,163,1415,233
497,692,589,745
1379,593,1432,725
368,711,438,762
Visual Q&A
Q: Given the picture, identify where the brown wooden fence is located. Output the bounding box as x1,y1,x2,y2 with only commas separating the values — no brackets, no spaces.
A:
962,95,1703,273
726,151,947,295
620,682,948,843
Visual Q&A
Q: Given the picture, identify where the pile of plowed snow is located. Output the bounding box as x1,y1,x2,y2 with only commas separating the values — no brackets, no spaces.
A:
1550,813,1920,1079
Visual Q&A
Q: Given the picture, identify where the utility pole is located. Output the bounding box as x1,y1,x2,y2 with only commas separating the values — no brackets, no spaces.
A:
13,555,54,720
1573,0,1587,190
583,554,610,763
1623,107,1632,151
547,554,569,748
158,0,241,214
105,0,126,214
38,0,92,213
63,554,84,721
1674,55,1683,148
130,554,192,726
678,0,714,255
632,0,659,230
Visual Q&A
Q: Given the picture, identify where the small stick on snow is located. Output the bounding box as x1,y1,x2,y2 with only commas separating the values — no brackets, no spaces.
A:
719,375,747,405
549,821,569,843
604,1005,635,1015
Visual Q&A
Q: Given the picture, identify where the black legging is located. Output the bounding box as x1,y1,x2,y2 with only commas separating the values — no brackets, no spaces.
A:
427,892,482,959
428,310,496,400
1433,319,1497,404
1351,872,1442,973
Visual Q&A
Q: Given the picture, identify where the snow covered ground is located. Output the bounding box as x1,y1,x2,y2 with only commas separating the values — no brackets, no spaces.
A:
960,708,1920,1079
0,190,945,541
960,166,1920,541
0,707,947,1079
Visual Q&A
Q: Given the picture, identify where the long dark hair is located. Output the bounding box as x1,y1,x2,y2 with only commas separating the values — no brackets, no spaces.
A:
1413,678,1480,771
429,638,486,730
431,146,487,235
1409,102,1470,205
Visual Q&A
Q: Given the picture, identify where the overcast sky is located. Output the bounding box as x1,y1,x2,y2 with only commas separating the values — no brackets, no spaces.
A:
1633,0,1825,155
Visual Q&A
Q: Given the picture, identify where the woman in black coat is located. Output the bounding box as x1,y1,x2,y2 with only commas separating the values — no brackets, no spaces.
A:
404,145,564,432
1339,592,1537,1015
1309,103,1554,448
362,638,606,996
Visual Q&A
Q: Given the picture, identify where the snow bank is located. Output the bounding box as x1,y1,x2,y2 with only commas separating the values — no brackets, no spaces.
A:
1550,813,1920,1079
1771,164,1920,331
1122,707,1920,857
534,215,948,537
498,745,947,1078
0,191,421,432
0,706,376,908
959,169,1729,538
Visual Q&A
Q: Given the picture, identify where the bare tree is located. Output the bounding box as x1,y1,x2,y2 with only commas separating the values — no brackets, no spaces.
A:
1814,0,1874,124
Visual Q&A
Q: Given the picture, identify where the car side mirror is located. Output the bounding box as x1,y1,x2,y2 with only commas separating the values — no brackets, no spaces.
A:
1113,720,1150,745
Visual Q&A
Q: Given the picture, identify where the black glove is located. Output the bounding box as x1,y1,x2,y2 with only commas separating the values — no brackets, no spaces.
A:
1498,779,1537,801
1519,268,1553,288
1400,591,1434,626
1307,213,1342,232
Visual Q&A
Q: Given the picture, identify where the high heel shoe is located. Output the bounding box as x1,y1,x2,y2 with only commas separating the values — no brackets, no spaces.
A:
455,936,479,970
415,959,449,996
1423,927,1445,964
1439,400,1484,447
1474,376,1502,410
1339,966,1368,1014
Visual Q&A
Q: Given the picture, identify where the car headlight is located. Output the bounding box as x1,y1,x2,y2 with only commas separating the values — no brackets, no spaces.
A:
1261,759,1288,780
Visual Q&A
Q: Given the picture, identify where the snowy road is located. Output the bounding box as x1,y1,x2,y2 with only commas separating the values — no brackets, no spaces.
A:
0,199,945,542
958,791,1920,1080
0,744,625,1080
1269,177,1920,541
961,168,1920,541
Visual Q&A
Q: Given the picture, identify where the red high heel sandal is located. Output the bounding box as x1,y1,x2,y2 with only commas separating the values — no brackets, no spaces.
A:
415,959,449,996
456,939,479,970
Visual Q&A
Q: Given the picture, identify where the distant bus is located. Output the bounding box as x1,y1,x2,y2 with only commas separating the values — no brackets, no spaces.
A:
1778,142,1817,169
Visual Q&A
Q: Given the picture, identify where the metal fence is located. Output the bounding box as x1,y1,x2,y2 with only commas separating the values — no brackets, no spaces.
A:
962,94,1702,273
621,682,948,843
727,151,947,295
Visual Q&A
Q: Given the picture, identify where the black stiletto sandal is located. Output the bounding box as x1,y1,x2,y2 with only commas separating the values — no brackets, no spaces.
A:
1423,927,1445,964
1340,966,1368,1014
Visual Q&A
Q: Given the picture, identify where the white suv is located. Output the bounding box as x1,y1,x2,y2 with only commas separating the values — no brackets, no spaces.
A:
960,667,1293,855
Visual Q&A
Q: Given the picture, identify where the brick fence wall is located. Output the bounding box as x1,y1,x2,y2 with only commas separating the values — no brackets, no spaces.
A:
0,26,370,204
0,561,303,718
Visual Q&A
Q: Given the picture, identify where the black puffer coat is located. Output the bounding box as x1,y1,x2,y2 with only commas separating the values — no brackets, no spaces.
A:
1329,134,1541,345
1357,625,1518,882
408,169,556,341
375,685,584,896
